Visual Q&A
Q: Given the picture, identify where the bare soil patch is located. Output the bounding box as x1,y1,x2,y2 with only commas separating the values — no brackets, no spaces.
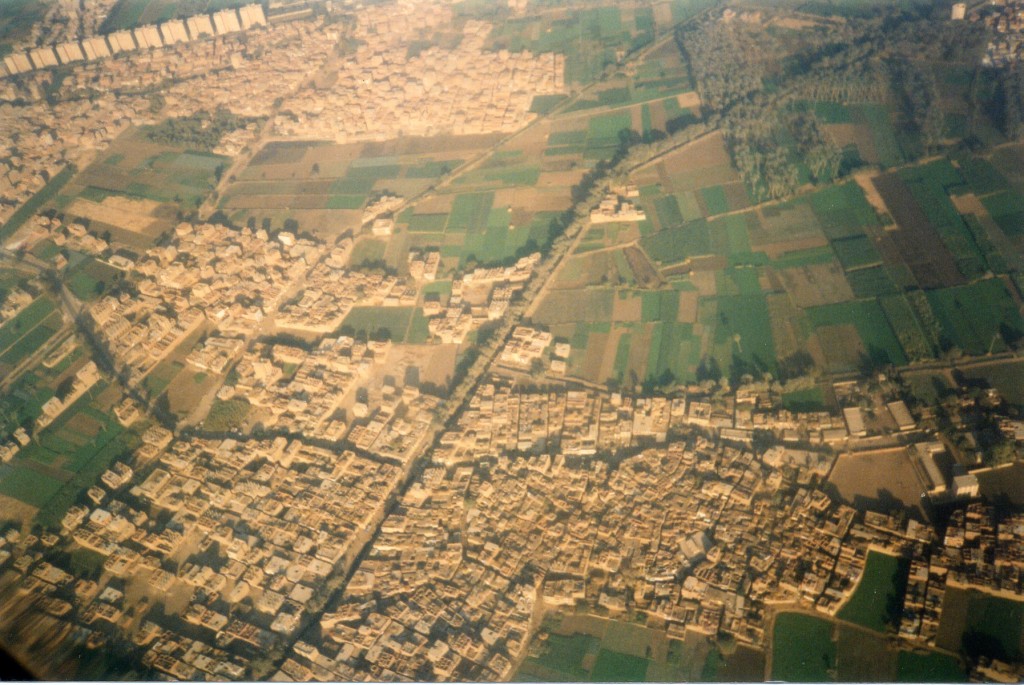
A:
828,447,927,520
779,262,855,308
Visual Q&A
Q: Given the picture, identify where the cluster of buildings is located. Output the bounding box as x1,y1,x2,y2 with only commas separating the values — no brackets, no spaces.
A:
589,193,648,224
0,359,1022,680
897,502,1024,646
2,5,266,77
222,338,384,441
7,0,119,55
269,376,1024,681
89,222,318,386
0,286,33,328
497,326,553,371
959,0,1024,67
34,361,100,432
427,253,541,344
0,435,403,679
1,15,339,235
274,12,565,140
275,245,402,334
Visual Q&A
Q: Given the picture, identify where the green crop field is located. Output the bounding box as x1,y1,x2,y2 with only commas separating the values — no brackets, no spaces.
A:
807,299,907,366
771,613,836,682
896,651,966,682
808,182,878,239
407,213,449,233
639,219,710,264
640,290,679,323
880,295,934,361
926,279,1024,355
446,192,494,233
711,294,776,377
832,235,881,269
590,649,649,682
854,104,903,168
0,297,58,356
845,265,898,298
982,190,1024,236
837,551,910,632
534,289,615,324
0,463,65,507
700,185,729,215
340,307,416,342
588,112,633,149
65,258,122,302
0,314,61,368
646,321,697,383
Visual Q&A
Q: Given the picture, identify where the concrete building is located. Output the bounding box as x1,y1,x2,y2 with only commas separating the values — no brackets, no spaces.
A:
81,36,112,60
186,14,216,39
887,400,915,431
3,53,32,75
212,9,242,35
951,2,967,20
108,30,137,53
842,407,867,437
238,4,268,29
28,47,59,69
56,42,86,64
159,20,190,44
133,25,164,49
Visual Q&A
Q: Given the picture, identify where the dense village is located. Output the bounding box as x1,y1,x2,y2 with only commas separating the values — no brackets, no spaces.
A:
1,0,1024,681
1,357,1024,679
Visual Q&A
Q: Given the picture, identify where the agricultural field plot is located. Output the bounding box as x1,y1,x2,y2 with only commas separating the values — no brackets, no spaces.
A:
925,278,1024,356
339,306,430,344
52,131,229,247
704,293,776,380
402,190,554,268
227,136,498,237
896,651,967,682
935,587,1024,663
483,2,691,87
751,202,830,257
63,257,124,302
776,262,853,308
772,610,963,683
771,613,836,682
0,378,144,528
514,612,728,683
836,551,911,633
959,360,1024,406
530,285,702,385
0,296,63,374
898,160,990,279
632,133,744,213
806,299,907,369
872,172,966,290
552,250,638,289
807,182,880,240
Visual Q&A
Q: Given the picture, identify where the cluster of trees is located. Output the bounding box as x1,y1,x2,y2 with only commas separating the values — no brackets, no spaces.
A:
893,62,944,152
146,107,263,151
998,66,1024,140
676,18,767,120
790,112,841,183
723,104,801,201
674,5,1001,201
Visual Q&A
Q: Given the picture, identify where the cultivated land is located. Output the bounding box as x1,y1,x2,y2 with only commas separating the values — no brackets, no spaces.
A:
3,0,1024,682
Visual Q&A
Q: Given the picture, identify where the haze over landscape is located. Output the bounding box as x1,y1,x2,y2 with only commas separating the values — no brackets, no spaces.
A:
2,0,1024,681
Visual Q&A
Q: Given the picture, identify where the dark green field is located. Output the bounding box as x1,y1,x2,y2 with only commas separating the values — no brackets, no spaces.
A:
771,612,836,682
836,551,910,633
